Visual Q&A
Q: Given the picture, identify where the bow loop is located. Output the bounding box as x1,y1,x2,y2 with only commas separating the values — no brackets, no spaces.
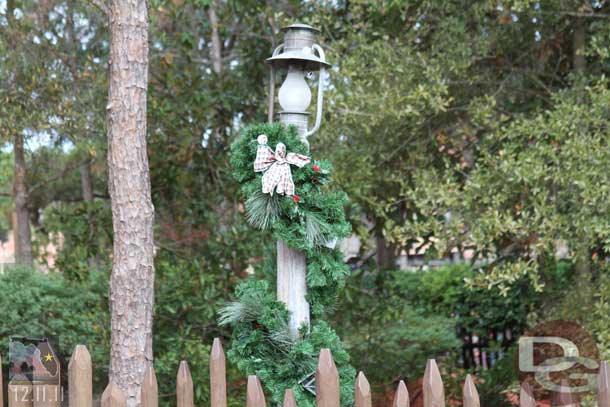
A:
253,134,311,196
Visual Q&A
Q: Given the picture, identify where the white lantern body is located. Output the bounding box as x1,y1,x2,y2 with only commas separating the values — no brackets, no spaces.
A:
278,65,311,112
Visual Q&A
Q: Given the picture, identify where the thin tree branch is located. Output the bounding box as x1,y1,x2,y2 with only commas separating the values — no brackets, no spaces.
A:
28,158,90,194
88,0,110,16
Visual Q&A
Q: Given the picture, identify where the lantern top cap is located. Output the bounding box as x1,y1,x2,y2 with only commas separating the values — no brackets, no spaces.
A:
266,21,329,70
266,50,330,70
281,23,320,33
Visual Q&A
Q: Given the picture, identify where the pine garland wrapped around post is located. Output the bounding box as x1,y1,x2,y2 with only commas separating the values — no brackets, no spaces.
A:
221,123,356,407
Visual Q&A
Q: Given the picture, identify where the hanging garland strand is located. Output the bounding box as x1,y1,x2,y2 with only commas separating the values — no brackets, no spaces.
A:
221,123,356,407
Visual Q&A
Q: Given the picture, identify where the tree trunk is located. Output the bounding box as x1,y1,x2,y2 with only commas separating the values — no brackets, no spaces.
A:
13,133,33,266
80,160,94,202
107,1,155,406
572,9,589,280
7,0,32,267
375,226,396,270
572,15,586,74
207,2,223,75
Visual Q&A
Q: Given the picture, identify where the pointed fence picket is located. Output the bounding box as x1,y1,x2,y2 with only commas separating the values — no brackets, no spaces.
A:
8,378,33,407
101,383,125,407
176,361,194,407
316,349,340,407
246,375,266,407
283,389,297,407
600,361,610,407
210,338,227,407
68,345,92,407
393,380,409,407
519,382,536,407
354,372,371,407
1,339,610,406
423,359,444,407
141,366,158,407
462,374,479,407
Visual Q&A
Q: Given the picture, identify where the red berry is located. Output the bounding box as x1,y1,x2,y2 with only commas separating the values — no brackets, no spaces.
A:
312,178,319,184
292,195,301,204
312,164,321,173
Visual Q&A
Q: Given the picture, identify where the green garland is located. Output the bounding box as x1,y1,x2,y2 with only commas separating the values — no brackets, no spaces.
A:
221,123,356,407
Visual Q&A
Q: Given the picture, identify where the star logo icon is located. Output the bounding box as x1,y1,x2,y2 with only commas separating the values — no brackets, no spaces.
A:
44,353,53,362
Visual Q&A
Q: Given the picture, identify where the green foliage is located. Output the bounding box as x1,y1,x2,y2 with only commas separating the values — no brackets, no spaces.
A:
406,82,610,288
39,201,113,280
333,268,461,385
332,262,573,402
403,264,537,334
230,123,352,313
0,151,12,240
224,280,355,407
0,266,110,390
225,123,355,407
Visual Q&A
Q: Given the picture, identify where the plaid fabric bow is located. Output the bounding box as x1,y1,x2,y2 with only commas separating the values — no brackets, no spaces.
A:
253,134,310,196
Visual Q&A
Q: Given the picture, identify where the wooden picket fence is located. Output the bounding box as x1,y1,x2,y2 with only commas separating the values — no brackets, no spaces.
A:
2,338,610,407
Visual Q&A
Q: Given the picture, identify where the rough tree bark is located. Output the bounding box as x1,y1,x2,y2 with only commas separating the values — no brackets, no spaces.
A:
572,15,586,74
13,133,33,266
375,226,396,271
79,160,94,202
107,0,155,406
7,0,33,267
207,1,223,75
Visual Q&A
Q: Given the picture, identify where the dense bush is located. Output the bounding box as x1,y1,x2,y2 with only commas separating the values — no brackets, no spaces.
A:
333,262,574,405
0,266,110,390
332,267,461,387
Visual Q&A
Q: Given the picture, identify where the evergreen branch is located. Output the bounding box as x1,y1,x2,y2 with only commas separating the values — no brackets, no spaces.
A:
245,190,281,230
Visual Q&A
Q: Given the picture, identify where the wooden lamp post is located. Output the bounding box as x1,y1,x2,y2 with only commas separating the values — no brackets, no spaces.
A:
266,23,329,337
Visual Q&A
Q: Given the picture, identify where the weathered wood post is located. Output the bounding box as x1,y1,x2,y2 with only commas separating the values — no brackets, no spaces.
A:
176,361,194,407
519,382,536,407
68,345,92,407
246,376,266,407
354,372,372,407
283,389,297,407
316,349,339,407
140,366,158,407
210,338,227,407
423,359,444,407
8,378,33,407
599,361,610,407
101,383,126,407
266,23,330,337
551,379,579,407
393,381,409,407
462,375,480,407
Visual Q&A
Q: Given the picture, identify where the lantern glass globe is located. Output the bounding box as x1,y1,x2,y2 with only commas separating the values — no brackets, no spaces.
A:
278,66,311,112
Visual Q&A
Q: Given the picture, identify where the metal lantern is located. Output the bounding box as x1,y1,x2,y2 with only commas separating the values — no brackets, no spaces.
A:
267,23,330,144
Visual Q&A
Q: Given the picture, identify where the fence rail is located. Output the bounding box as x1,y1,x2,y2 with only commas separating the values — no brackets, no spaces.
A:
2,339,610,407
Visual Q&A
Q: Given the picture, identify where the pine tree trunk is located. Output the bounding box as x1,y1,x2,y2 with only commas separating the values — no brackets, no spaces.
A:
80,160,94,202
375,226,396,270
572,10,589,279
13,133,33,266
572,15,586,74
207,1,222,75
7,0,32,267
107,1,155,406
